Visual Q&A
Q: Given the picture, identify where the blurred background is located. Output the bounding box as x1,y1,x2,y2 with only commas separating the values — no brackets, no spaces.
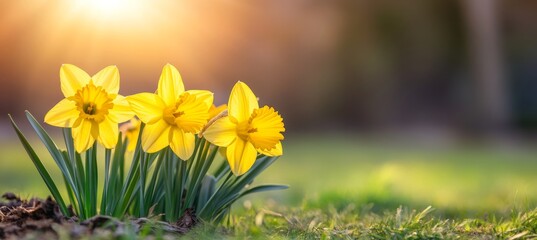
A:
1,0,537,217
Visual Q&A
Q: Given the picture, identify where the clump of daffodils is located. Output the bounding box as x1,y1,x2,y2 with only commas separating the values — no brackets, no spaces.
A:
9,64,286,222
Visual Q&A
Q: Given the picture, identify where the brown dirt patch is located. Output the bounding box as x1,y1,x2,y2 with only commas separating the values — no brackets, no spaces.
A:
0,193,197,239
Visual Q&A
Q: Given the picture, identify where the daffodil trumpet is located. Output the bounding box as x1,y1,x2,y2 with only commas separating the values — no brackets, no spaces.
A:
9,64,288,225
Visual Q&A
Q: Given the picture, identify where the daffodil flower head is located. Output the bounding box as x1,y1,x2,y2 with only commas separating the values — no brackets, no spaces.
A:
203,81,285,176
127,64,213,160
120,117,141,152
44,64,134,153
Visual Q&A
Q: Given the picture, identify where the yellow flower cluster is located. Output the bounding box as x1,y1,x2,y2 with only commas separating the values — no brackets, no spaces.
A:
45,64,285,175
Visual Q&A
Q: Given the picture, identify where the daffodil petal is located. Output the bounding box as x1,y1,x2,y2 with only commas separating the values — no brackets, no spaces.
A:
208,104,228,120
92,65,119,94
97,118,119,149
228,81,259,122
44,98,78,127
121,118,141,152
72,119,96,153
186,90,214,108
127,135,138,152
158,64,185,106
60,64,91,97
203,116,237,147
170,128,195,160
226,138,257,176
109,95,134,123
141,119,171,153
127,93,166,124
257,142,283,157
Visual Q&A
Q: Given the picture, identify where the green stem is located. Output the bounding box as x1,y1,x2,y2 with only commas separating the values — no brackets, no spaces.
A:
139,152,147,217
163,149,174,221
84,147,91,218
85,143,98,218
175,154,187,218
101,149,112,215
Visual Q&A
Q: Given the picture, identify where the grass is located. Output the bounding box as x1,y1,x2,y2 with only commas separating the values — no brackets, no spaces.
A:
254,134,537,217
1,133,537,238
185,204,537,239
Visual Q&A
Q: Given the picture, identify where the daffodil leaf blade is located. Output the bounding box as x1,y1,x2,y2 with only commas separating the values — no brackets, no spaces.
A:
145,151,165,208
228,156,278,193
186,140,219,209
213,160,231,181
239,184,289,198
8,114,70,217
25,111,70,175
203,156,280,219
84,143,98,217
114,161,141,217
107,133,125,215
101,148,112,214
62,128,86,200
62,173,78,215
197,175,217,213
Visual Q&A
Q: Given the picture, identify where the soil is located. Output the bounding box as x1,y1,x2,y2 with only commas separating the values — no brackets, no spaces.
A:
0,193,198,239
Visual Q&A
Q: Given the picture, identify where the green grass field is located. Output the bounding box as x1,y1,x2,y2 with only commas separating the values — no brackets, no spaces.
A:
1,134,537,238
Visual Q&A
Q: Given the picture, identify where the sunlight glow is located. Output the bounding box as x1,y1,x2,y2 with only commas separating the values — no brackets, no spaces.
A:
74,0,147,21
0,0,222,94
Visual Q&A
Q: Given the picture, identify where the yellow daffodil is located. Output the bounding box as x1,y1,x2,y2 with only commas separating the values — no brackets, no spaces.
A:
202,81,285,176
120,118,141,151
126,64,213,160
201,104,228,138
44,64,134,152
208,104,228,120
206,104,228,158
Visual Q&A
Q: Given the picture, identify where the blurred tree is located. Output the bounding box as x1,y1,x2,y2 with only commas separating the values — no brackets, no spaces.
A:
330,0,464,131
461,0,510,132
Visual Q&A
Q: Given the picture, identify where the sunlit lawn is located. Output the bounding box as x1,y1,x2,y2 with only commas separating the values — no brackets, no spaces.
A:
256,134,537,217
3,133,537,215
1,133,537,237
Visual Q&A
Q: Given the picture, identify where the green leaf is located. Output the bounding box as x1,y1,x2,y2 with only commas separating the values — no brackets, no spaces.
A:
60,127,86,219
27,112,87,218
8,114,70,216
85,143,98,218
114,159,141,217
213,160,230,181
145,150,165,209
25,112,82,197
101,148,112,214
198,156,282,220
239,184,288,198
61,150,79,215
113,123,145,218
162,149,175,222
184,138,209,208
197,171,234,219
107,134,126,215
214,185,288,218
197,175,217,213
25,112,71,178
173,150,189,218
185,140,219,210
